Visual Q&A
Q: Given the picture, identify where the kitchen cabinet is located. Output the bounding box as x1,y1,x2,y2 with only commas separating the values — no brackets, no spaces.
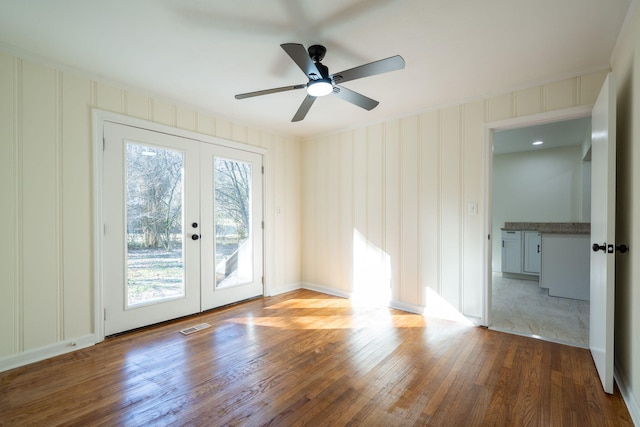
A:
501,230,522,273
500,223,590,300
540,234,590,300
523,231,541,274
501,230,539,276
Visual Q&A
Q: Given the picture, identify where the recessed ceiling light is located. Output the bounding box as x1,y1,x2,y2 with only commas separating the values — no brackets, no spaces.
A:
532,140,544,146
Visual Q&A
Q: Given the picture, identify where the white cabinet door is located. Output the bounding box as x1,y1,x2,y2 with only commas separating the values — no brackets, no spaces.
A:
501,231,522,273
541,234,590,300
523,232,541,274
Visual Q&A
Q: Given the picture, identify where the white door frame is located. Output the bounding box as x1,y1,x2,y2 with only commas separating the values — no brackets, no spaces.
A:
92,109,268,342
482,105,592,326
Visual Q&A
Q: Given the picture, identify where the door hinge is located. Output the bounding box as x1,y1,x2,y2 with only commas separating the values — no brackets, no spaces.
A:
262,221,264,229
104,308,107,321
103,137,105,151
262,166,264,174
262,276,264,285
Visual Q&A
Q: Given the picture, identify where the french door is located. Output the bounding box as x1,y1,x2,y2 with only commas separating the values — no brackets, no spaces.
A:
200,144,263,311
102,122,263,335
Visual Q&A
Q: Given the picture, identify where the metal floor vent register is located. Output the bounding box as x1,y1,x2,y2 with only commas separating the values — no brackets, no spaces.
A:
180,323,211,335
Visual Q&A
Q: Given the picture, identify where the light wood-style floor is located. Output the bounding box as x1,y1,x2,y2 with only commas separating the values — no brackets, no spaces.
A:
0,289,632,426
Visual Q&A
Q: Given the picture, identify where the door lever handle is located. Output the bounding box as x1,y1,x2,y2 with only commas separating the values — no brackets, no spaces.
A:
592,243,606,252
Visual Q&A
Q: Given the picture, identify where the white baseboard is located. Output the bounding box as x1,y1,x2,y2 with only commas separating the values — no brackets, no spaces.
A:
615,362,640,426
266,282,302,296
301,282,352,299
389,299,425,314
300,284,431,316
0,334,97,373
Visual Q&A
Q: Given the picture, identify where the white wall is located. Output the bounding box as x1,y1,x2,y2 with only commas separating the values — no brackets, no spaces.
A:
491,145,585,271
0,52,302,368
301,70,608,322
611,2,640,420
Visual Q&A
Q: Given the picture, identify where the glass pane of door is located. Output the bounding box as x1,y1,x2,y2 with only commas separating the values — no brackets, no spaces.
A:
126,142,185,307
214,157,253,288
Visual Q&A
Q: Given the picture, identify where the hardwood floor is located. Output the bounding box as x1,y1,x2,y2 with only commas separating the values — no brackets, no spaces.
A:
0,289,632,426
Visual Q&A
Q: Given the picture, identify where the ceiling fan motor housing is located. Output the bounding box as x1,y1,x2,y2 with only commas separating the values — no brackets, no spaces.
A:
308,44,327,62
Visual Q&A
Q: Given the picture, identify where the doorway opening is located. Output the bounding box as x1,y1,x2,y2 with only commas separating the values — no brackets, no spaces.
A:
484,108,593,347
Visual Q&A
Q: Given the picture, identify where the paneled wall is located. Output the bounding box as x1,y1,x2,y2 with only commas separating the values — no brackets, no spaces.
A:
611,2,640,418
0,52,301,365
301,70,608,320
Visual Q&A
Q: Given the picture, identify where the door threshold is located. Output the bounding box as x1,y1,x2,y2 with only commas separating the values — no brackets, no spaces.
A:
488,325,589,349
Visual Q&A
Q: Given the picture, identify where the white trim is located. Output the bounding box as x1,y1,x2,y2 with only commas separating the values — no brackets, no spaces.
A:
0,334,96,373
261,148,269,298
482,105,593,327
301,282,352,299
92,109,268,342
92,113,105,343
389,300,424,315
94,110,267,155
482,122,493,327
615,362,640,426
485,105,593,132
266,282,303,297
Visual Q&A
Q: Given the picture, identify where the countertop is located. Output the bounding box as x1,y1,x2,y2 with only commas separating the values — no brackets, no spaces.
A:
501,222,590,234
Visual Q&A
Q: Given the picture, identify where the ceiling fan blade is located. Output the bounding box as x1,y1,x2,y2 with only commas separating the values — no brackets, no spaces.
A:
235,84,306,99
281,43,322,79
331,55,405,85
332,86,379,110
292,95,316,122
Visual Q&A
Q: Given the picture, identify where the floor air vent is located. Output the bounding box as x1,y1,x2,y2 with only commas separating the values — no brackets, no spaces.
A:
180,323,211,335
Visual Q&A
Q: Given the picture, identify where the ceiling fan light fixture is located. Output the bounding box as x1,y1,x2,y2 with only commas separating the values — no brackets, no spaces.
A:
307,79,333,97
235,43,405,121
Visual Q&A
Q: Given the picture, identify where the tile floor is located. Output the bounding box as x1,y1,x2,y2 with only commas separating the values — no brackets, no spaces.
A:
490,272,590,347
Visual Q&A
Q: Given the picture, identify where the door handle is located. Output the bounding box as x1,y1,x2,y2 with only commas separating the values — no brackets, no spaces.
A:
592,243,629,253
614,244,629,254
606,243,629,253
191,234,201,241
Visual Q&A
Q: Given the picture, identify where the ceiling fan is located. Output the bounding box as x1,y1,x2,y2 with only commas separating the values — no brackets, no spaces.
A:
235,43,405,122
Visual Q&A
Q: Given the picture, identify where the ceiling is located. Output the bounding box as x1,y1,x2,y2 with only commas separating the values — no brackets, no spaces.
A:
493,117,592,155
0,0,632,138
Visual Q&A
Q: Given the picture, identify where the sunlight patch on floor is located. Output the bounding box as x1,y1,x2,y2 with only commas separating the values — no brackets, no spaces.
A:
265,298,352,309
424,287,474,326
226,313,426,330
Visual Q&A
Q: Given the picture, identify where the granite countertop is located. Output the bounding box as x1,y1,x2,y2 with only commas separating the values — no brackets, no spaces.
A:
501,222,590,234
